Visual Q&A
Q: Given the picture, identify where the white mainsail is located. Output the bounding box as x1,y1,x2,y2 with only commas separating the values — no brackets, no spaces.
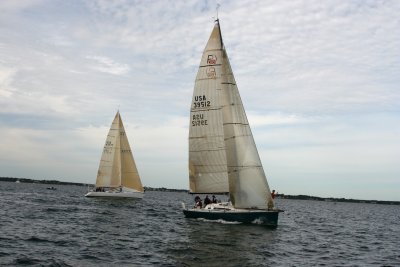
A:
189,21,229,194
189,20,274,209
95,111,144,192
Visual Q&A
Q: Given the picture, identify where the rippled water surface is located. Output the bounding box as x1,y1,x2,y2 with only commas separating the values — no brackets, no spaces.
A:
1,181,399,266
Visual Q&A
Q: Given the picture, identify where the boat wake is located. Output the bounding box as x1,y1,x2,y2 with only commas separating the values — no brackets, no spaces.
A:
196,217,242,225
251,218,265,225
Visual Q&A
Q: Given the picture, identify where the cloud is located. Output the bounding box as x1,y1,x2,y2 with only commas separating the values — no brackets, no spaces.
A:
0,0,399,200
86,55,130,75
248,112,312,127
0,0,44,13
0,66,17,98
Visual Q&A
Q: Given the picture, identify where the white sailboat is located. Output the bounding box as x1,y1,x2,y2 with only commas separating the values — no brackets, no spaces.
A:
85,111,144,198
182,19,282,226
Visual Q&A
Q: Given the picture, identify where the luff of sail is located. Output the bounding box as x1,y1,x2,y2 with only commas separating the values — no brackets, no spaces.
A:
96,112,144,192
189,20,229,194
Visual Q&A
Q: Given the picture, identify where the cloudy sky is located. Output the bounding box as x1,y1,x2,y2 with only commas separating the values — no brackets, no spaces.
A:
1,0,399,201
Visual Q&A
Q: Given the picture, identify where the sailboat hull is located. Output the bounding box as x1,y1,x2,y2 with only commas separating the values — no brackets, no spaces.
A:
85,191,144,199
183,207,280,227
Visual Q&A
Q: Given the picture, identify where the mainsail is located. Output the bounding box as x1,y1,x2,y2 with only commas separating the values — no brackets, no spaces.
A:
189,20,274,209
96,111,144,192
189,21,229,194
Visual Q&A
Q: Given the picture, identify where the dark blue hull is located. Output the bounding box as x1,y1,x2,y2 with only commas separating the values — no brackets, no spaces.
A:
183,208,280,227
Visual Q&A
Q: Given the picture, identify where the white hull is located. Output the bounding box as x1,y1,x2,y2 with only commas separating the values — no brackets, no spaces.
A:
85,191,144,199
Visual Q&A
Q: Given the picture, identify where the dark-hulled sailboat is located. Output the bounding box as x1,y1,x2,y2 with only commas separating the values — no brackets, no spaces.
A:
182,19,282,227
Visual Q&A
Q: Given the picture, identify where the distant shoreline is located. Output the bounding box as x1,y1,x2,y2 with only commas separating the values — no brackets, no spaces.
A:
1,176,399,205
0,177,189,193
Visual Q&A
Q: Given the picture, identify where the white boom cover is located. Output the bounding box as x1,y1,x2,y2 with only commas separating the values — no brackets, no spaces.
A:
189,21,274,209
95,112,144,192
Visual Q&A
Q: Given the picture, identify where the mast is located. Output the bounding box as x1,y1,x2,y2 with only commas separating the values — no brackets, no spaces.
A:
214,3,223,48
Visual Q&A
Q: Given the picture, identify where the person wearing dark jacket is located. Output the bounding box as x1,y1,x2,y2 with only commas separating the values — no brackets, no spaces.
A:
204,195,211,206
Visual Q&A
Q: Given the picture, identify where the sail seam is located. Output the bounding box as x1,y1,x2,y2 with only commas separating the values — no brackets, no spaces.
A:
225,134,252,141
221,82,236,85
199,64,222,67
228,165,263,168
189,149,225,152
196,78,221,81
189,135,224,139
191,165,227,167
223,123,249,126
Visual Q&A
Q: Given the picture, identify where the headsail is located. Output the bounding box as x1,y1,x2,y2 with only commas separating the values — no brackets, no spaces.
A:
118,113,144,192
217,21,274,209
96,112,144,192
188,21,229,194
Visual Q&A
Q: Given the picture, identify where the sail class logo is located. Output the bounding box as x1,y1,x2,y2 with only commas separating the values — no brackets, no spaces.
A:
206,67,216,78
207,55,217,65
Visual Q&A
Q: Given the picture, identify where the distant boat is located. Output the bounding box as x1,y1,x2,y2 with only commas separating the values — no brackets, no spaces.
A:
182,19,282,227
15,180,20,183
46,186,57,190
85,111,144,198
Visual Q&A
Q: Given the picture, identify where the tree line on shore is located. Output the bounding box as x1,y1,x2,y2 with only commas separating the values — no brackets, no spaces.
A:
1,176,399,205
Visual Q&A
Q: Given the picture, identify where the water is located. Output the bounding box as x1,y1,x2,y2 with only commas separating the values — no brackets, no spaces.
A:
1,182,399,266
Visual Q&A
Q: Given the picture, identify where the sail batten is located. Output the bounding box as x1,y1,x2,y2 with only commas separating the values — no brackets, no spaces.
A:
190,150,225,153
199,64,223,68
189,135,224,140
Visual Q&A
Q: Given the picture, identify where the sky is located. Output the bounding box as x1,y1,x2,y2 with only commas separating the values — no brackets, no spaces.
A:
0,0,399,201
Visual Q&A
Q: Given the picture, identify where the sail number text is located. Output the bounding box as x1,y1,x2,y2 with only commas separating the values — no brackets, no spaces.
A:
192,114,208,126
193,95,210,109
192,95,210,126
103,140,113,154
